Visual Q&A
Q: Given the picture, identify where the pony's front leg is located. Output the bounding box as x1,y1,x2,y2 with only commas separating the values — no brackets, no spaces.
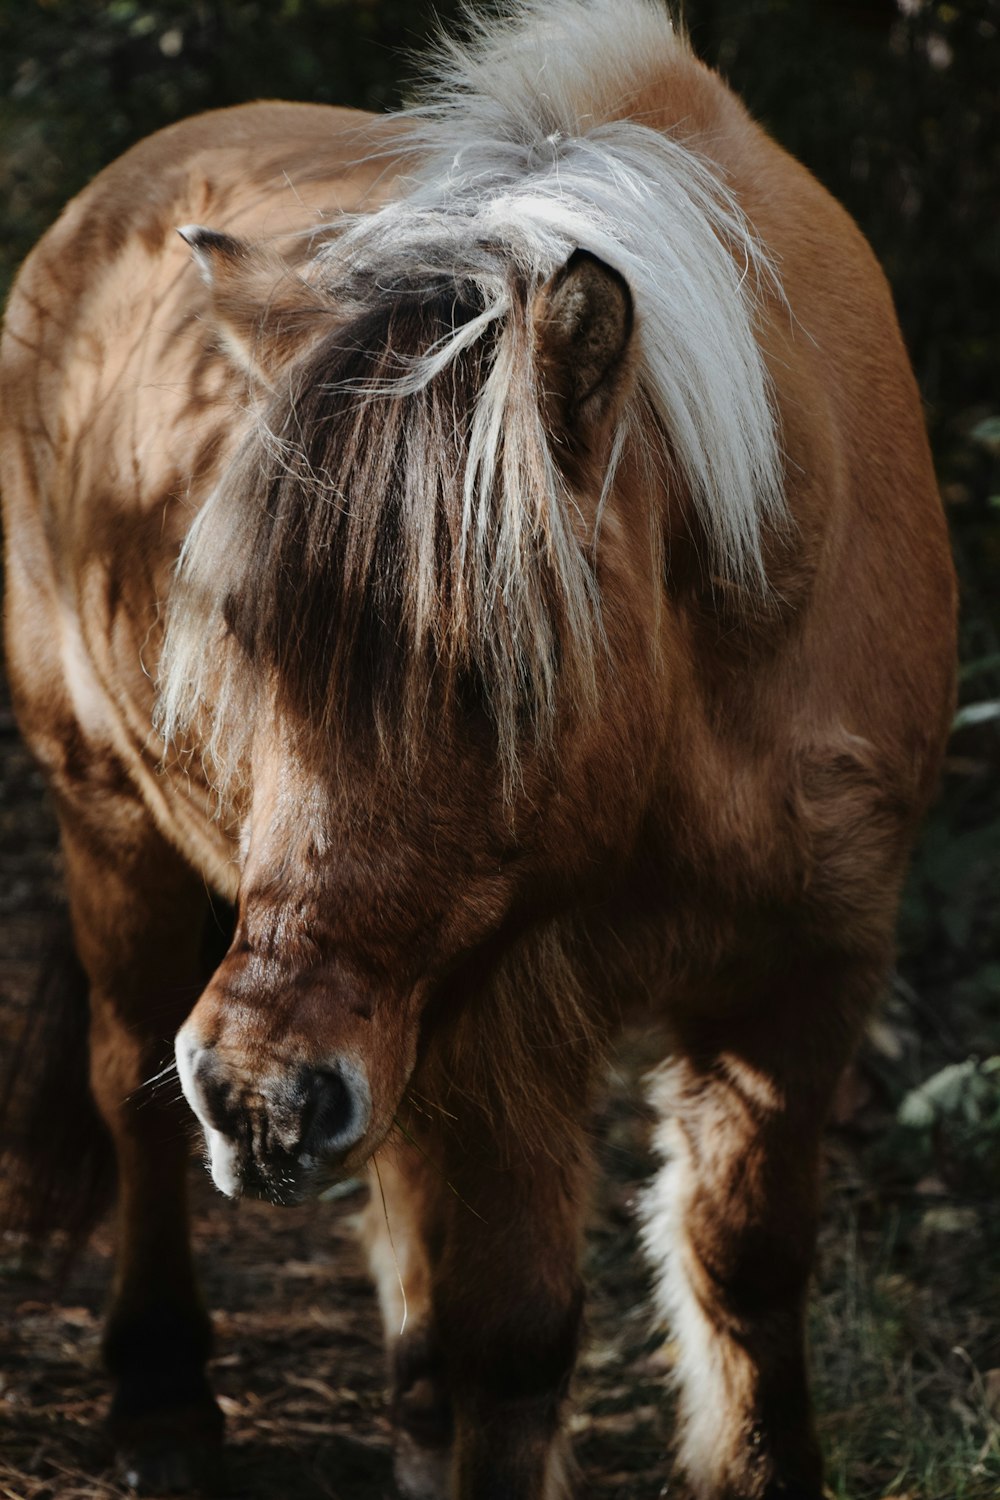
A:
58,804,222,1494
644,966,877,1500
364,1140,453,1500
439,1123,588,1500
366,1086,593,1500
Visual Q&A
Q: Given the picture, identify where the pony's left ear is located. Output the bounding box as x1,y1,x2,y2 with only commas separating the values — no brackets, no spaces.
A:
532,248,635,450
178,225,331,388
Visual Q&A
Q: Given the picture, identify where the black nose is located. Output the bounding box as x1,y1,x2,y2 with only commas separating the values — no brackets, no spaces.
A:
295,1063,369,1163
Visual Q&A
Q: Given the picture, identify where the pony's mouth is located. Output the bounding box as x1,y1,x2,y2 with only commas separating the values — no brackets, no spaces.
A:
201,1121,370,1207
213,1141,331,1208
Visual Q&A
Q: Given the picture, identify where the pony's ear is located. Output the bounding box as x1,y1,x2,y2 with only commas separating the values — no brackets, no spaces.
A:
532,248,634,450
178,225,331,387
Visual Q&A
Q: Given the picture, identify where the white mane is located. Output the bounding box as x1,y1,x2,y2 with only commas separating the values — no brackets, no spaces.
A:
334,0,785,581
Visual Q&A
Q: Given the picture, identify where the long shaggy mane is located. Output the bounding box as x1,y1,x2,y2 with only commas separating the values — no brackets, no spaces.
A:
157,0,784,800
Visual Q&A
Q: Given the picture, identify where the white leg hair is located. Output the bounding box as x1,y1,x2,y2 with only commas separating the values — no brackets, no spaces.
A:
640,1112,758,1499
640,1052,792,1500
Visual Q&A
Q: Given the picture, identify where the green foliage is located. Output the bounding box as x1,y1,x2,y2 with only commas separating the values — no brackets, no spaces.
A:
895,1057,1000,1194
899,1056,1000,1129
972,417,1000,454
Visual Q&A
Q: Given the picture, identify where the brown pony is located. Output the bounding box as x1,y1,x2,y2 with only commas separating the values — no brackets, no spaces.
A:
0,2,956,1496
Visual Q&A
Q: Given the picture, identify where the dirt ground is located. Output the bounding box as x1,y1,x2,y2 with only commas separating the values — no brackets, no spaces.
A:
1,660,998,1500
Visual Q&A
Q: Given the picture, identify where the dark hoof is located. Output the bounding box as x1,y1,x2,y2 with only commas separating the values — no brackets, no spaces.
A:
111,1395,226,1496
118,1436,227,1496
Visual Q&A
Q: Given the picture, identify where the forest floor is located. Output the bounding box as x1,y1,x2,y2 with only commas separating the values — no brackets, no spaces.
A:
1,671,998,1500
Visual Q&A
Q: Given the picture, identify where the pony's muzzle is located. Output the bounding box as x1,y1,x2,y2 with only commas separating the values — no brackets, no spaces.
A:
175,1030,371,1204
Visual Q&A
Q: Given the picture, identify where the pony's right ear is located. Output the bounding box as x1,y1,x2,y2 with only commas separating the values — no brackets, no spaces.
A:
532,248,635,454
178,226,332,388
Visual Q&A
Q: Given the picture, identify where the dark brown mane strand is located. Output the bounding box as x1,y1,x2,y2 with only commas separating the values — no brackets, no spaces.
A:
221,274,581,760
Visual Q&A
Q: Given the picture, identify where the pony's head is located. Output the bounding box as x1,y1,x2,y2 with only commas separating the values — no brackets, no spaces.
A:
163,63,782,1201
168,229,666,1201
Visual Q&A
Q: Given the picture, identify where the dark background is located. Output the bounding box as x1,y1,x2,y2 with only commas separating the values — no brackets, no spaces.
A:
1,3,998,1497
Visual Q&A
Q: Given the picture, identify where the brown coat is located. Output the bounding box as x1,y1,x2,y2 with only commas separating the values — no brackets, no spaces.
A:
0,9,956,1497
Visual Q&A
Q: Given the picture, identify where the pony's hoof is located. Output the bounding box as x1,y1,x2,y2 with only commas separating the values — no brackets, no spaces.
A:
111,1393,226,1496
117,1436,227,1496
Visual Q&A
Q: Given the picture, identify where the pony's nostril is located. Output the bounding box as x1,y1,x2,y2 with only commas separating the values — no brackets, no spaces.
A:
299,1067,349,1146
297,1064,369,1160
195,1063,237,1136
